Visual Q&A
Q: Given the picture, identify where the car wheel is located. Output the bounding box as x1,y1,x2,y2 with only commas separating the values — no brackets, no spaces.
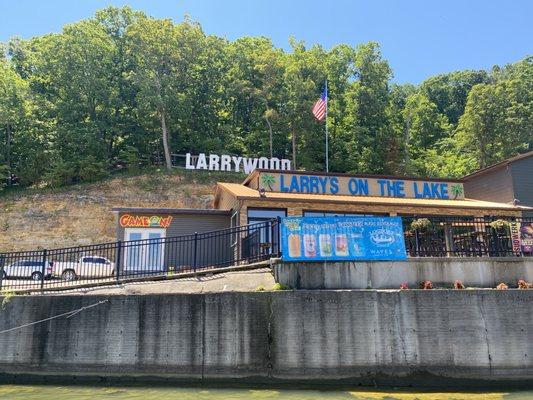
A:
61,270,77,281
1,271,6,280
31,271,43,282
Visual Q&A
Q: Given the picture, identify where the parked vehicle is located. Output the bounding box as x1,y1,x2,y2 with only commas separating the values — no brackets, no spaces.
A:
52,256,115,281
1,260,53,281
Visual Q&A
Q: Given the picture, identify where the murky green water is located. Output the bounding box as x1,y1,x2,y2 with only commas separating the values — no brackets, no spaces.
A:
0,385,531,400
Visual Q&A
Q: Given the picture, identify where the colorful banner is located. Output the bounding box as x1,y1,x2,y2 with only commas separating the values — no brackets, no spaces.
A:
521,222,533,254
509,222,521,254
281,216,407,261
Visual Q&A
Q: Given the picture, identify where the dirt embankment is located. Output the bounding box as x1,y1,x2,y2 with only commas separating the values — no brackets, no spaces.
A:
0,170,244,252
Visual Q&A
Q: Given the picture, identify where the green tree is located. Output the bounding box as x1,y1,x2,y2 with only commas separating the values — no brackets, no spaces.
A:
337,42,393,173
0,57,29,185
402,93,451,174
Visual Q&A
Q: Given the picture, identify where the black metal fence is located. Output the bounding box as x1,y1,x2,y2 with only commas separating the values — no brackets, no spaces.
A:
1,216,532,292
401,216,533,257
0,219,281,292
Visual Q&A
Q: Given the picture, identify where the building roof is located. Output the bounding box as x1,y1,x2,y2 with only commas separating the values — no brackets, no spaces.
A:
214,182,532,211
462,151,533,180
112,207,232,215
242,169,463,187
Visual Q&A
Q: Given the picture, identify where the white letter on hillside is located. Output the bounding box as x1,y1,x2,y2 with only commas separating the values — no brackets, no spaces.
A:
232,156,242,172
209,154,220,171
220,155,231,171
258,157,269,169
185,153,195,170
243,157,259,174
270,158,280,170
281,159,291,170
196,153,208,170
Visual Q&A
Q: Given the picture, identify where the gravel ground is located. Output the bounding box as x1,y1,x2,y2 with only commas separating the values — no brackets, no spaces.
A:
56,268,276,295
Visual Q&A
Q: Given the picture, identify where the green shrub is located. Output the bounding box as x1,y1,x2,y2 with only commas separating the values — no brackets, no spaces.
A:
118,145,142,171
255,284,266,291
272,283,289,291
45,156,108,187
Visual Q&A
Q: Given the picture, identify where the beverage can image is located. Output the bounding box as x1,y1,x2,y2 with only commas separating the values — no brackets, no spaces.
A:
319,234,333,256
288,234,301,257
335,234,349,256
351,241,364,257
303,234,317,257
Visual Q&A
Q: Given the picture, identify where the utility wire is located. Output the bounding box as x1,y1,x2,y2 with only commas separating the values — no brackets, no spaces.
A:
0,299,108,335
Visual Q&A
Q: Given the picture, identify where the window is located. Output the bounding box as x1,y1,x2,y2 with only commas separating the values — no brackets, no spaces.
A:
247,208,287,222
246,208,286,254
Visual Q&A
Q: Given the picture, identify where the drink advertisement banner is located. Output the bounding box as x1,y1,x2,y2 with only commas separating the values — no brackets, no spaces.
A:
281,216,407,262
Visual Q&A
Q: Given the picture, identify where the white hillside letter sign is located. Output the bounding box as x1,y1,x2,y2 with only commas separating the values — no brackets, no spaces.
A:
184,153,291,173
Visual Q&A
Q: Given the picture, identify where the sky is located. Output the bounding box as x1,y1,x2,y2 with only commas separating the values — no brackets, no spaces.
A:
1,0,532,84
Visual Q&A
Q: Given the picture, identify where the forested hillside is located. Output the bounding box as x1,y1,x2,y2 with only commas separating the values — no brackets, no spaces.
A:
0,6,531,192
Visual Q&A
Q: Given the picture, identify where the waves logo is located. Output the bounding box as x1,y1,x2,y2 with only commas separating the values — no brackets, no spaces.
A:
369,229,396,246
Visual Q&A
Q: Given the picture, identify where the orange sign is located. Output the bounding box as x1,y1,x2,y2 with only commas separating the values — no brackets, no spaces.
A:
120,214,173,228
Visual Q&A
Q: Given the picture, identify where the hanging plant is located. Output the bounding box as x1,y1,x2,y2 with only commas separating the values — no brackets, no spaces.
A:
410,218,432,232
489,219,509,232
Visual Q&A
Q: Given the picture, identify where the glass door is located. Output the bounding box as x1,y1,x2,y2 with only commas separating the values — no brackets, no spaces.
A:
124,229,166,273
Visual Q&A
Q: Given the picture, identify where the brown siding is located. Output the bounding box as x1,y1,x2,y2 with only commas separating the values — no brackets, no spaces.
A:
217,190,240,213
463,166,515,204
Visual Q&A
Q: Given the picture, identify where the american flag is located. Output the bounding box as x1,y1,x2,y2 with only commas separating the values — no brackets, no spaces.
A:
312,87,328,121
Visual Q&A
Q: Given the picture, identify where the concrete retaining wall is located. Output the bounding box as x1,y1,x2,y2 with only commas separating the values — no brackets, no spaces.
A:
0,290,532,386
274,258,533,290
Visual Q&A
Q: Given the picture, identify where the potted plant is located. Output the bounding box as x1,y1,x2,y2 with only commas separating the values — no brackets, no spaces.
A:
496,282,508,290
420,280,433,290
489,219,510,234
517,279,530,289
410,218,432,233
454,280,465,289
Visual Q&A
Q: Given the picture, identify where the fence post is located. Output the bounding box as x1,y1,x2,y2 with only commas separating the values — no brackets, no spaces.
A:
0,254,4,292
116,240,122,284
193,232,198,272
276,217,282,257
41,249,47,291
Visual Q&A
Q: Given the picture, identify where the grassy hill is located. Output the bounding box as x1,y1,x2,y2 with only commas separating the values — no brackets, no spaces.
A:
0,169,245,252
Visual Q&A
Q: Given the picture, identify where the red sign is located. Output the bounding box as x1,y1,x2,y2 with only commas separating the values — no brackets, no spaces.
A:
120,214,173,228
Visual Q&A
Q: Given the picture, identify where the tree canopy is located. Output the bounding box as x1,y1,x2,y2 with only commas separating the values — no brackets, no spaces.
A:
0,6,531,189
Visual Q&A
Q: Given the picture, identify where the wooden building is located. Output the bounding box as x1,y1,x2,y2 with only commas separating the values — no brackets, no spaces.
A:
463,151,533,217
214,170,530,226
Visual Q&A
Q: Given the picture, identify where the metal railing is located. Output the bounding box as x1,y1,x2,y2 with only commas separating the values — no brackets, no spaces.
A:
1,216,531,292
0,219,281,292
401,216,533,257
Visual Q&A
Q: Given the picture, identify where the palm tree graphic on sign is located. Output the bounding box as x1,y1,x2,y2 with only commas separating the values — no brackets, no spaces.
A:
260,174,276,191
451,184,463,199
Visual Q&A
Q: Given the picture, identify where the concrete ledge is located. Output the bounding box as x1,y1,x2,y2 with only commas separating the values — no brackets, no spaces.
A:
0,290,532,387
273,258,533,289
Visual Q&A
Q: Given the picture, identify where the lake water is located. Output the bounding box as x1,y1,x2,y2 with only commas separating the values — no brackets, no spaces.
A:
0,385,531,400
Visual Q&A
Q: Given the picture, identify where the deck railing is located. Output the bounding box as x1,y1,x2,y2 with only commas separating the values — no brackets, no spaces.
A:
0,216,531,292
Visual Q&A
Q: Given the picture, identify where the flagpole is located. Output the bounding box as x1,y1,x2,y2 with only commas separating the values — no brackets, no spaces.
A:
325,79,329,173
